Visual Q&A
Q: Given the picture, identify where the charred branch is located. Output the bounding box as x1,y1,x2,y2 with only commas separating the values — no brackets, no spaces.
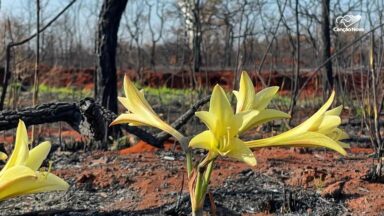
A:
0,96,210,149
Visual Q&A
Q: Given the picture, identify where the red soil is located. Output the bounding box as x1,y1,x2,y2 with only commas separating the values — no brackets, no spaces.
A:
15,65,374,98
119,141,158,154
55,146,384,215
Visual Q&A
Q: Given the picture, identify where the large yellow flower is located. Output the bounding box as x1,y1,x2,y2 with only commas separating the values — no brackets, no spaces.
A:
245,91,348,155
110,75,183,141
189,85,257,166
233,71,290,133
0,120,69,201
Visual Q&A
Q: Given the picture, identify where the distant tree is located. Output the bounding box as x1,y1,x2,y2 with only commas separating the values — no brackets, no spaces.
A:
96,0,128,113
321,0,333,96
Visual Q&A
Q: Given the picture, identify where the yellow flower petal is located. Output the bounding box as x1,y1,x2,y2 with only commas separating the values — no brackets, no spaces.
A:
189,130,216,151
0,165,35,184
225,138,257,166
325,105,343,116
25,141,51,171
338,141,350,148
280,91,336,137
0,120,29,176
195,111,217,133
17,171,69,194
326,128,349,140
123,75,154,113
239,109,290,133
234,71,255,113
110,113,149,127
0,166,68,201
246,131,347,156
318,115,341,133
252,86,279,111
230,113,244,137
117,96,132,112
113,76,184,141
210,85,234,136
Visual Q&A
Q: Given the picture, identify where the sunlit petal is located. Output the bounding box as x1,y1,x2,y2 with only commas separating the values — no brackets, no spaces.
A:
25,141,51,171
253,86,279,111
0,120,29,175
210,85,233,120
326,128,349,140
338,141,350,148
123,75,154,113
225,138,257,166
189,130,216,151
0,165,35,184
195,111,217,135
239,109,290,133
110,113,148,126
234,71,255,113
0,166,69,201
113,75,184,141
246,131,347,155
326,105,343,116
287,91,335,135
16,171,69,194
117,96,132,112
317,115,341,133
210,85,234,136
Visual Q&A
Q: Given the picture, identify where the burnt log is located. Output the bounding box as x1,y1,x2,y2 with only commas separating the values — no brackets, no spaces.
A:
0,98,158,149
0,102,81,131
0,96,210,150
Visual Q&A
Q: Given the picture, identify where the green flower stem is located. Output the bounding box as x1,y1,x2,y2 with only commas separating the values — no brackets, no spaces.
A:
179,137,193,177
192,156,216,215
192,207,204,216
192,165,205,215
186,151,192,177
202,161,214,195
194,168,204,207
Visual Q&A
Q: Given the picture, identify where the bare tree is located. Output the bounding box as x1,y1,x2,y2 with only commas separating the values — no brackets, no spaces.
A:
178,0,202,88
95,0,128,113
288,0,300,119
145,0,165,68
0,0,77,110
321,0,333,96
124,0,146,80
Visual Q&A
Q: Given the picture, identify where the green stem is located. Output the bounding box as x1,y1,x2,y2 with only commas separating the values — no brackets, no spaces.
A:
192,157,215,215
192,208,204,216
194,170,204,204
186,151,192,177
202,161,214,195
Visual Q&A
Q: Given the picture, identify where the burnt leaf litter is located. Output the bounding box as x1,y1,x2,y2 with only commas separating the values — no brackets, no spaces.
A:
0,148,345,216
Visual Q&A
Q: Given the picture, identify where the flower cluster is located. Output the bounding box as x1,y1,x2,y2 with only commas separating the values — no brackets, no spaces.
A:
112,71,349,215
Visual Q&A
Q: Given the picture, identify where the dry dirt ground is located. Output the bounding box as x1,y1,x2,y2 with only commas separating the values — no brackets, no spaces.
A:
1,68,382,215
1,140,383,216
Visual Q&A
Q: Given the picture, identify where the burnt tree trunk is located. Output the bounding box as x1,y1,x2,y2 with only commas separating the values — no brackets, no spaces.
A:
321,0,333,96
96,0,128,114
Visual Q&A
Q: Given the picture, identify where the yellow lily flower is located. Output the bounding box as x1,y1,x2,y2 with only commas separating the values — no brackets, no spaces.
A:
233,71,290,133
245,91,348,155
110,75,183,141
189,85,257,166
0,120,69,201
